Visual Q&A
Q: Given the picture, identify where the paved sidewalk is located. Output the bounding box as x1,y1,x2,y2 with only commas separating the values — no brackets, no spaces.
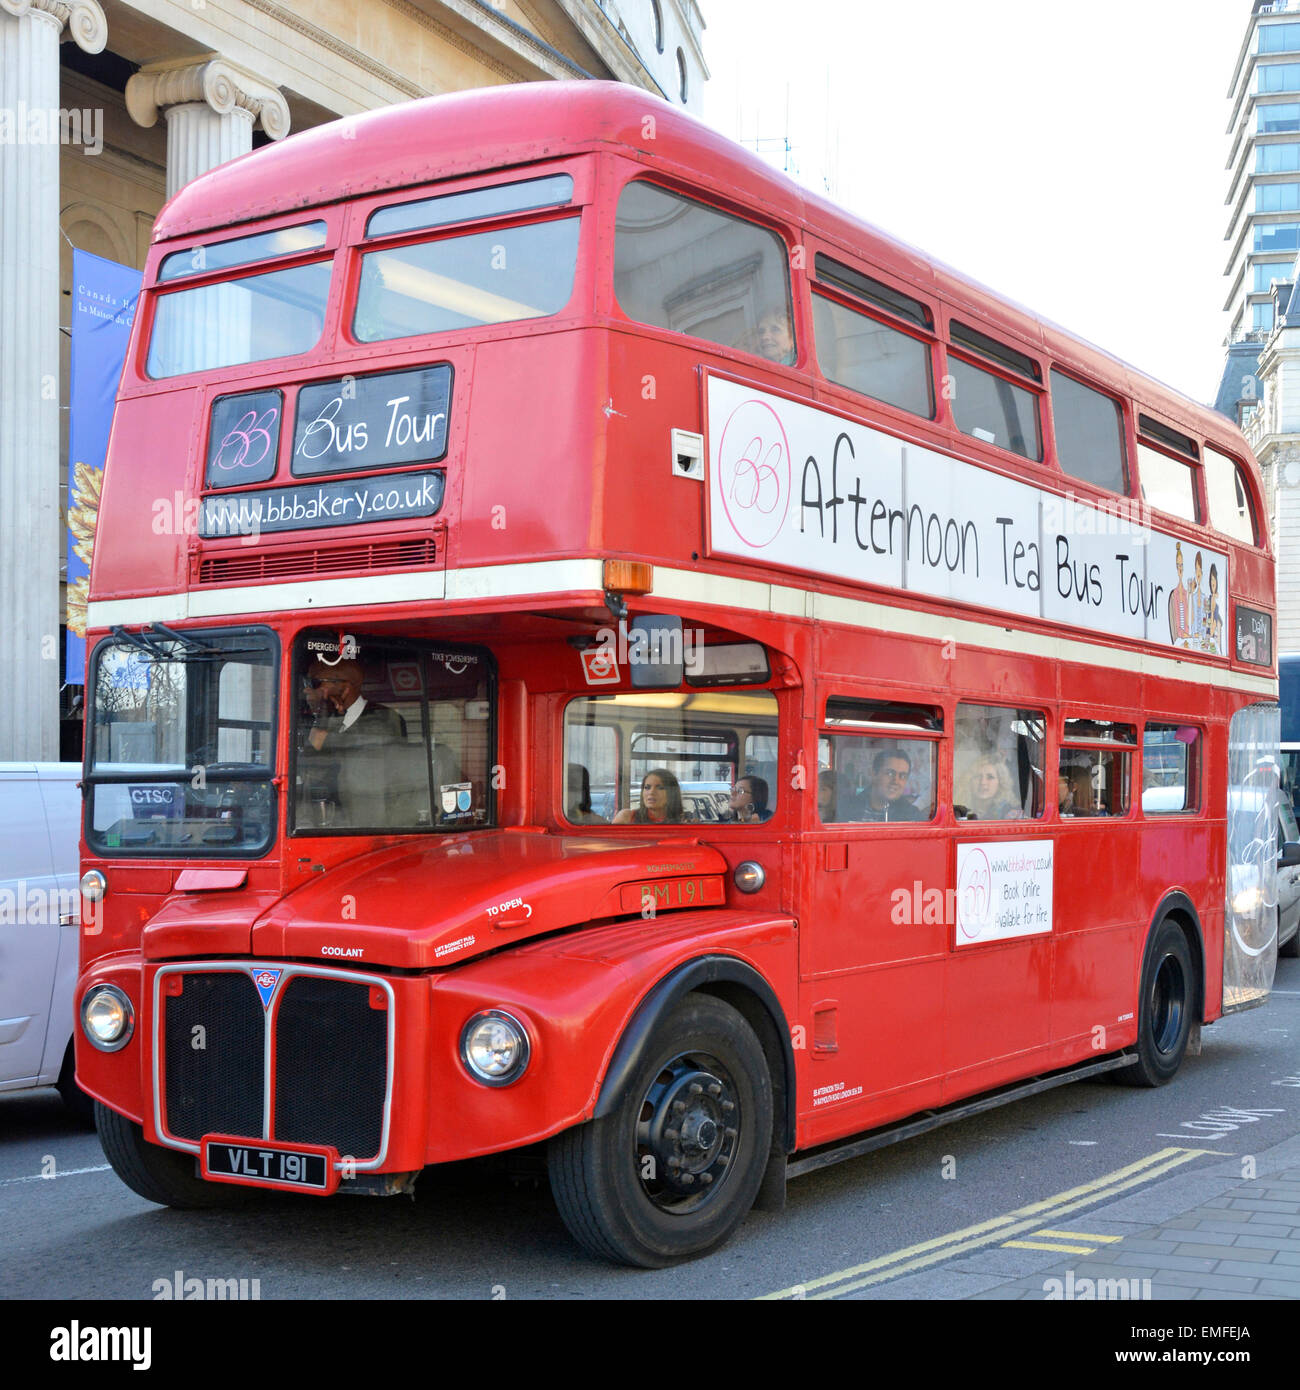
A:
852,1131,1300,1300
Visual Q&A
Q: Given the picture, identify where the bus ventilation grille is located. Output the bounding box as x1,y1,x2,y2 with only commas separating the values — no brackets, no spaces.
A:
196,536,438,585
162,971,388,1162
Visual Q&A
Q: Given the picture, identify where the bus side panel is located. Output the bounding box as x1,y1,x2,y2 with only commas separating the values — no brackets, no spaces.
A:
941,936,1054,1100
796,836,947,1146
1049,824,1144,1055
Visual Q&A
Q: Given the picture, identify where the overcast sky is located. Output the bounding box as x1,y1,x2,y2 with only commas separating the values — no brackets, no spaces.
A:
701,0,1247,405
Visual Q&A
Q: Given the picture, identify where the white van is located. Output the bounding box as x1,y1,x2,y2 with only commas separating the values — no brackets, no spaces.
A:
0,763,89,1117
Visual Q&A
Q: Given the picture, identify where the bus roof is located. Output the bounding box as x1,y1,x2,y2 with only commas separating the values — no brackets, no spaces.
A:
152,80,1244,455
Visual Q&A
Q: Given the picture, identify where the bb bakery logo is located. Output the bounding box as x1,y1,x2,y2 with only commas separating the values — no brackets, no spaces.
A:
956,848,993,941
716,398,791,548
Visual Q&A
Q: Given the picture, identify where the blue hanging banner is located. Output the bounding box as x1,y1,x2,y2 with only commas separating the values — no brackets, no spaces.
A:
66,250,141,685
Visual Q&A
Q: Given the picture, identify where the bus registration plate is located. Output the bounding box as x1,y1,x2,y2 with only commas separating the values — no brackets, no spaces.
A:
201,1135,339,1194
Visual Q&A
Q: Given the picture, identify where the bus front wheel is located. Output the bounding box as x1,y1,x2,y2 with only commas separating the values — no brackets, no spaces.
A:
1115,918,1194,1088
96,1103,250,1209
548,993,772,1267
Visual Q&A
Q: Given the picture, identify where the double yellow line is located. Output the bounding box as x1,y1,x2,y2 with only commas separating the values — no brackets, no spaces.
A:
761,1147,1219,1300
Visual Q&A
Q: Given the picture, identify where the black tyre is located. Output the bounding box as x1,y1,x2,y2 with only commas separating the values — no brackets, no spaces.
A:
96,1102,250,1208
56,1042,95,1128
1114,918,1194,1087
549,993,772,1267
1280,924,1300,959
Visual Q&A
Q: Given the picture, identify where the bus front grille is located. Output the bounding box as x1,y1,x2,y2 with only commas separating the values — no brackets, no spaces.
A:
160,968,389,1162
274,975,388,1161
163,971,265,1143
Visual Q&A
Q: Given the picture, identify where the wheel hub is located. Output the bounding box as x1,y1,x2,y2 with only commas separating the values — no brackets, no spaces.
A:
637,1055,740,1211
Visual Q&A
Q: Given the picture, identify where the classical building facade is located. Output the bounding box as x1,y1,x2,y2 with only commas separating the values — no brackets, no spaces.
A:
0,0,708,760
1241,273,1300,650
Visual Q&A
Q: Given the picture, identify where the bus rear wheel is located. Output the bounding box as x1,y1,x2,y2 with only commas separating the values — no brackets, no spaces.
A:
96,1103,250,1209
548,993,772,1267
1114,918,1194,1088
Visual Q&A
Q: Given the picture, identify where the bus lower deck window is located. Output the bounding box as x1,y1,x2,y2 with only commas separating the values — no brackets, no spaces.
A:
820,736,937,823
954,703,1046,821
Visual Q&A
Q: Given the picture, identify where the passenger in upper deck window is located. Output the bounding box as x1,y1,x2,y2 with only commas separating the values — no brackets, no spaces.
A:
860,747,924,822
614,768,688,825
753,307,794,365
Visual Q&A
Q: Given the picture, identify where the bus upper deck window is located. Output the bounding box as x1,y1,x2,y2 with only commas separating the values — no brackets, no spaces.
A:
156,221,328,283
947,323,1042,461
1050,370,1127,495
613,180,794,364
354,217,580,342
813,293,934,419
147,261,332,379
1203,445,1258,544
812,254,934,418
1136,444,1199,524
365,175,574,239
1137,415,1200,524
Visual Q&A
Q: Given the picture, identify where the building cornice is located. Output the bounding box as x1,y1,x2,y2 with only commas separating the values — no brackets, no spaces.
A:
252,0,431,97
380,0,521,86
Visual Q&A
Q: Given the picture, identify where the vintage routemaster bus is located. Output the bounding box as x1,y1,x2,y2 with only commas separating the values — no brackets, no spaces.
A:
77,82,1283,1266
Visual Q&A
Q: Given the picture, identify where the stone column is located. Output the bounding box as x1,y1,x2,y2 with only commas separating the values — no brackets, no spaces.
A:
126,60,290,374
125,58,290,199
0,0,106,759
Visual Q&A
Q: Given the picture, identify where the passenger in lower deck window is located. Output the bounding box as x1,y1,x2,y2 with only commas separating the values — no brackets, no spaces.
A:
1058,762,1096,816
817,769,841,823
614,768,689,825
565,763,608,825
958,757,1019,821
858,746,924,822
727,775,771,823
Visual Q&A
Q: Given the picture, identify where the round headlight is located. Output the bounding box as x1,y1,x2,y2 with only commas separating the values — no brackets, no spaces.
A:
81,985,134,1052
460,1010,530,1086
734,861,766,894
80,870,107,903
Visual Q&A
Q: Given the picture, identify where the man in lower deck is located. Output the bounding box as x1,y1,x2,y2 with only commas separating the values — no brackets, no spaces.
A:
857,747,923,822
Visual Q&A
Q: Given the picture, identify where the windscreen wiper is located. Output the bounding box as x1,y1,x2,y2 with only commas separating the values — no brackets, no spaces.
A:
148,623,223,657
110,624,170,660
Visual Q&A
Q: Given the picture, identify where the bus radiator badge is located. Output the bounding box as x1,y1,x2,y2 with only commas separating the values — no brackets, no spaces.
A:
251,968,283,1009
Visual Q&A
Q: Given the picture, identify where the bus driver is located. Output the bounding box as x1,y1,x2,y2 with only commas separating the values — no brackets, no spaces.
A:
301,659,407,826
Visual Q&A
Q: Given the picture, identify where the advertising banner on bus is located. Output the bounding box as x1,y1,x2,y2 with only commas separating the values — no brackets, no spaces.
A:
706,377,1227,656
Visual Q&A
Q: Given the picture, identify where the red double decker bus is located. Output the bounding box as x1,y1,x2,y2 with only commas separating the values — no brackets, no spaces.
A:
77,82,1282,1266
